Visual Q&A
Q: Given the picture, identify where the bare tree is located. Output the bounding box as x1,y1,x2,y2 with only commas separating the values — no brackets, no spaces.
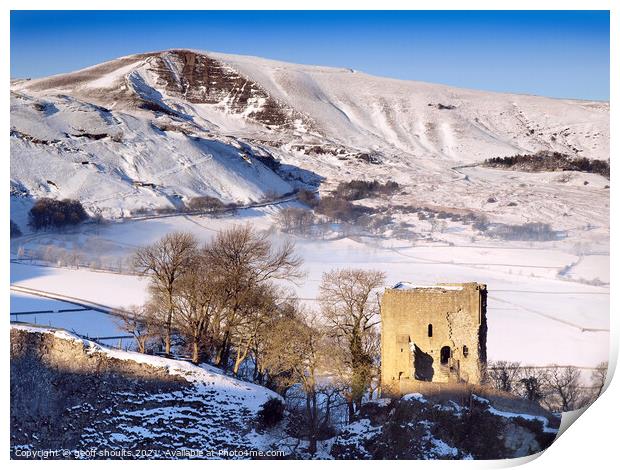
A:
132,232,198,356
231,282,281,376
262,310,340,455
364,328,382,400
114,304,157,354
205,224,303,368
517,367,549,403
250,291,299,385
172,251,224,364
545,365,584,412
319,268,386,421
591,362,608,397
486,361,521,393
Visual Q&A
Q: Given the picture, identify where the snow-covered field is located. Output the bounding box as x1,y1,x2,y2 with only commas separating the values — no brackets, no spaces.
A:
11,263,149,307
10,207,609,369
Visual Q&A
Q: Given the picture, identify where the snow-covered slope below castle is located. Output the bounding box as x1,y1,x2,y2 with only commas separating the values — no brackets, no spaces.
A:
10,324,559,460
11,324,283,457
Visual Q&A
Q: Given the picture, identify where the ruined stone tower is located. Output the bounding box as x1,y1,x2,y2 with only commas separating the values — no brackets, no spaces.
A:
380,282,487,397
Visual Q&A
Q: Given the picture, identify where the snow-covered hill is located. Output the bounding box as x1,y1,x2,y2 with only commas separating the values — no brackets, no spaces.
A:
10,324,283,458
11,49,609,224
11,324,559,460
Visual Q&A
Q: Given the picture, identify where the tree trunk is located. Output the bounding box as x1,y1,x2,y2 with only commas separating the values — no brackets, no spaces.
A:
252,357,259,382
233,355,243,375
306,393,317,455
192,337,200,365
233,341,250,376
221,340,232,369
323,396,331,428
216,330,230,367
347,398,355,423
165,290,174,357
164,330,171,356
355,396,363,415
164,305,173,357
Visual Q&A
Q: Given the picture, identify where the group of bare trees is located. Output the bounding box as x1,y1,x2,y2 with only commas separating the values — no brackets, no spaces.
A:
260,310,343,453
256,268,385,453
485,360,608,412
28,198,89,230
275,207,317,235
118,227,387,453
122,226,302,366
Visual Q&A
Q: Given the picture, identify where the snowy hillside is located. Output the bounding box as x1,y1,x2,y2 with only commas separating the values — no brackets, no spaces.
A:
10,89,294,218
11,324,559,460
10,324,283,458
11,49,609,226
212,51,608,162
331,393,558,459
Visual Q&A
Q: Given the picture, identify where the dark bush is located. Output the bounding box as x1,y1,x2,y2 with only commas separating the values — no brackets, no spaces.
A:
334,180,400,201
473,216,491,232
431,402,508,459
28,198,89,230
484,151,609,178
483,222,561,241
153,207,178,215
314,196,371,222
356,214,393,234
10,220,22,238
187,195,225,212
297,188,318,207
258,397,285,428
511,416,556,450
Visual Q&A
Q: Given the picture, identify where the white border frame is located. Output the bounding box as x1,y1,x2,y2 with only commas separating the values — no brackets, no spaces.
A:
2,2,616,468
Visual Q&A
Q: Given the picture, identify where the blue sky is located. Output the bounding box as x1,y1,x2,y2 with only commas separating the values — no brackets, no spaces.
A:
10,11,610,100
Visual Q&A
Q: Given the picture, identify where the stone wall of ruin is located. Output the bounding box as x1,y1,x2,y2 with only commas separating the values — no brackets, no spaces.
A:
380,283,487,397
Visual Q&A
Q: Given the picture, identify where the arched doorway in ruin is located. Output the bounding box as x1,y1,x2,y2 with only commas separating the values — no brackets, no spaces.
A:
440,345,451,366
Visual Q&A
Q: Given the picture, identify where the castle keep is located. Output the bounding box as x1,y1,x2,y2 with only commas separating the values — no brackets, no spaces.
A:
380,282,487,397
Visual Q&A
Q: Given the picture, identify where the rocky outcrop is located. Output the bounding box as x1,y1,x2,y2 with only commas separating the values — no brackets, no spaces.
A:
63,50,299,132
330,394,558,460
143,50,312,130
10,326,279,459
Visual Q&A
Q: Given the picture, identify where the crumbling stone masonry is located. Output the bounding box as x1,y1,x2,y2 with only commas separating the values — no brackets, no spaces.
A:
380,282,487,397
